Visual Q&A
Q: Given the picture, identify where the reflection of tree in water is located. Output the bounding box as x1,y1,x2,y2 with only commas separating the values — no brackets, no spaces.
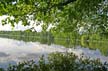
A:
81,41,108,56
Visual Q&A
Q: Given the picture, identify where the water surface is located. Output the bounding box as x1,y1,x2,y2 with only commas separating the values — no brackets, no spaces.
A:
0,38,108,68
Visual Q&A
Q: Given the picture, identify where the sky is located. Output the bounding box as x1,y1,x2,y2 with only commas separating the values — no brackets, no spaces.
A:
0,15,42,32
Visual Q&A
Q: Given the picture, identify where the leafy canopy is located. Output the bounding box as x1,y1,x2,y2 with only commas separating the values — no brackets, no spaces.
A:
0,0,107,33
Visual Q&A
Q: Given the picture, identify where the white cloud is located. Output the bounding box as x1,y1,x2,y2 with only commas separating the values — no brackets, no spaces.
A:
0,24,12,31
0,16,42,32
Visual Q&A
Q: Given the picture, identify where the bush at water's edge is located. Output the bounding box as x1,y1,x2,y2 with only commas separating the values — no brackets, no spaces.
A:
0,52,108,71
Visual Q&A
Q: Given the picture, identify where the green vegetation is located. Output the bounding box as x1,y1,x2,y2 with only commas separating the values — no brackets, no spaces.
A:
0,0,107,34
0,31,81,46
0,0,108,56
80,34,108,56
0,0,108,70
0,52,107,71
0,31,108,56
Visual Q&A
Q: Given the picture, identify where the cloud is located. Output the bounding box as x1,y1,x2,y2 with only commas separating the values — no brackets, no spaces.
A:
0,16,42,32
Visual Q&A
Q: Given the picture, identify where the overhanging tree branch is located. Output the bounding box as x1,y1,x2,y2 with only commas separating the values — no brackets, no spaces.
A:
49,0,76,9
56,0,76,7
31,0,77,15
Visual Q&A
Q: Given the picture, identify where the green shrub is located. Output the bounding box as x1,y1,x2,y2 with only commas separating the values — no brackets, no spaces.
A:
0,52,107,71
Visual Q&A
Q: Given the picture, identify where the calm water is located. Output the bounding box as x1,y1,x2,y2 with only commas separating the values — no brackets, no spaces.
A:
0,37,108,68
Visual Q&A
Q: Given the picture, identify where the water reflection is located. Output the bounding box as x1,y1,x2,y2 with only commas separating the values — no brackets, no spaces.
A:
81,41,108,56
0,38,107,68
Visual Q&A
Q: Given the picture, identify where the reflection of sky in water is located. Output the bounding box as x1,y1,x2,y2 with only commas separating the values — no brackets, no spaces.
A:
0,38,108,68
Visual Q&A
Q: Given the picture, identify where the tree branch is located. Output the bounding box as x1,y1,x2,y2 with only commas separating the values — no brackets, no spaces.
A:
49,0,76,11
57,0,76,7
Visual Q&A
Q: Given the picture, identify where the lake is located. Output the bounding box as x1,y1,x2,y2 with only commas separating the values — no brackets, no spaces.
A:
0,37,108,68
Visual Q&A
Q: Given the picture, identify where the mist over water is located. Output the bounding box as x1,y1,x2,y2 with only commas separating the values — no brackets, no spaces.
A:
0,37,107,68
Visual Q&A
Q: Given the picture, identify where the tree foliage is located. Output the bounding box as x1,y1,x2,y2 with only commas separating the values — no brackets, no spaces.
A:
0,0,106,33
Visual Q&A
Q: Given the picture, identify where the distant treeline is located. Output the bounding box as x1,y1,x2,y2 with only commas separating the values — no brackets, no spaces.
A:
0,31,107,44
0,31,108,56
0,31,81,47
